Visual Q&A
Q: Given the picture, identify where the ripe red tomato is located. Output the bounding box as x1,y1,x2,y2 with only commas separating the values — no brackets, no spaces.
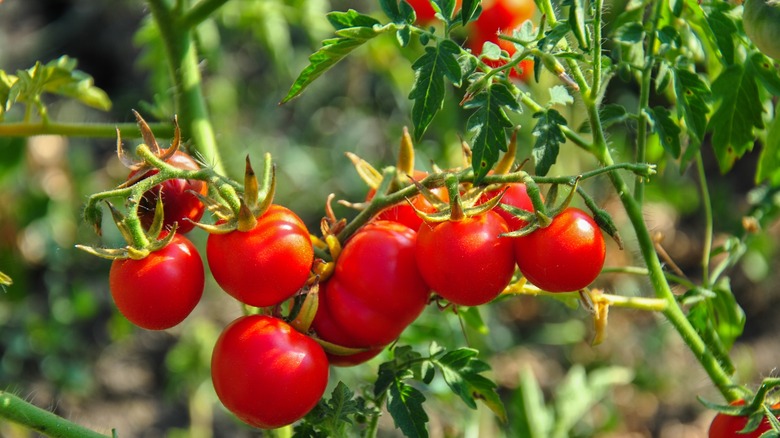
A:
481,183,535,230
406,0,462,24
367,171,448,232
513,207,605,292
109,233,204,330
468,0,536,81
206,204,314,307
211,315,329,429
415,211,515,306
128,151,208,234
709,400,780,438
312,221,430,365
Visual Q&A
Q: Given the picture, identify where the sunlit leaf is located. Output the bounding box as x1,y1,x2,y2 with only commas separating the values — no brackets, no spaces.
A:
531,109,568,176
464,83,519,183
388,381,429,438
673,68,711,145
647,106,682,158
409,39,463,140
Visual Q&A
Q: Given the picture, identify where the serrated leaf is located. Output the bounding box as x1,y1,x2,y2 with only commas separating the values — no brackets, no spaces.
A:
538,22,571,52
325,382,360,425
673,68,711,145
380,0,406,23
434,0,457,21
531,109,568,176
375,346,422,396
464,85,518,183
436,348,507,421
705,10,737,65
708,63,763,173
647,106,682,158
327,10,381,29
409,39,463,140
548,85,574,106
750,52,780,96
282,13,389,103
461,0,481,25
388,381,429,438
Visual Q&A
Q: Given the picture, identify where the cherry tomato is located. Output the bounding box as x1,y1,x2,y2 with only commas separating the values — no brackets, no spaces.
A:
109,233,204,330
513,207,605,292
743,0,780,61
206,204,314,307
468,0,536,81
367,171,448,232
415,211,515,306
128,151,208,234
312,221,430,365
406,0,462,24
481,183,535,230
211,315,329,429
709,400,780,438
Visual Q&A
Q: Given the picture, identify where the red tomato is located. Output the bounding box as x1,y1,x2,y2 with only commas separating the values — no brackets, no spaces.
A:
206,204,314,307
367,171,448,232
128,151,208,234
415,211,515,306
709,400,780,438
312,221,430,365
468,0,536,81
481,183,535,230
211,315,329,429
406,0,462,24
513,207,605,292
109,233,204,330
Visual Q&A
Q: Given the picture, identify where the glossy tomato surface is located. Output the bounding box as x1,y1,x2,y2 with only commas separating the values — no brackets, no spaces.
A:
109,233,204,330
128,151,207,234
513,207,605,292
468,0,536,81
481,183,535,230
415,211,515,306
367,171,448,232
211,315,329,429
708,400,780,438
206,204,314,307
312,221,430,365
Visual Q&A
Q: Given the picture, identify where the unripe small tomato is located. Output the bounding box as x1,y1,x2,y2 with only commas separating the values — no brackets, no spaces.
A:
743,0,780,61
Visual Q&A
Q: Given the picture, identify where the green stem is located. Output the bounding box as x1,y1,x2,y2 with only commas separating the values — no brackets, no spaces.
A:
179,0,231,29
364,392,387,438
601,265,698,290
146,0,224,173
0,391,112,438
696,154,714,288
0,122,174,139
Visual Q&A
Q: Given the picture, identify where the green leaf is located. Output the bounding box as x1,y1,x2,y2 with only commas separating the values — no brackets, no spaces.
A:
569,0,591,50
614,22,645,44
673,68,711,145
324,382,360,426
647,106,682,158
548,85,574,106
436,348,507,421
461,0,481,25
538,22,572,52
687,279,745,375
388,381,429,438
708,64,763,173
282,11,389,103
756,108,780,186
375,346,422,396
464,83,519,183
531,109,568,176
409,39,463,140
705,10,737,65
510,366,552,438
458,306,489,334
750,52,780,96
380,0,408,23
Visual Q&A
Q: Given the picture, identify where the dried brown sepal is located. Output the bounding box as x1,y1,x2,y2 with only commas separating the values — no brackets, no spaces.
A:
133,109,162,155
117,113,182,188
189,190,233,219
243,155,259,210
289,284,319,334
493,128,518,175
585,289,610,346
346,152,382,190
146,192,166,239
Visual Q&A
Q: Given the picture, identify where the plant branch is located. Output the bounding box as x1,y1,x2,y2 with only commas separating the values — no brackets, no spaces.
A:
0,390,113,438
696,154,714,288
0,122,174,139
179,0,231,29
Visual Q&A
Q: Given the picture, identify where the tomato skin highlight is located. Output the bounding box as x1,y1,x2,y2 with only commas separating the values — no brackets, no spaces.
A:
708,400,780,438
128,151,208,234
415,211,515,306
312,221,430,365
513,207,606,292
206,204,314,307
109,233,204,330
211,315,329,429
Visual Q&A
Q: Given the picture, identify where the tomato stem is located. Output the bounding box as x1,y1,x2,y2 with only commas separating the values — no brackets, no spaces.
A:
0,390,113,438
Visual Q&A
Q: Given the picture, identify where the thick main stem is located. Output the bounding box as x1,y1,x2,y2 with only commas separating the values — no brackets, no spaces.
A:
0,391,112,438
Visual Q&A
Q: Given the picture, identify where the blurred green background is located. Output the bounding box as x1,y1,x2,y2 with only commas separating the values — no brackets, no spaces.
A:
1,0,779,437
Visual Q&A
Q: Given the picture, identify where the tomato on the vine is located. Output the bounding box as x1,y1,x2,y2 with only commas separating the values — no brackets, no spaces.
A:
481,183,535,230
742,0,780,61
513,207,605,292
406,0,462,24
128,151,208,234
312,220,430,366
708,400,780,438
109,233,204,330
206,204,314,307
211,315,329,429
367,171,448,232
467,0,536,81
415,211,515,306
